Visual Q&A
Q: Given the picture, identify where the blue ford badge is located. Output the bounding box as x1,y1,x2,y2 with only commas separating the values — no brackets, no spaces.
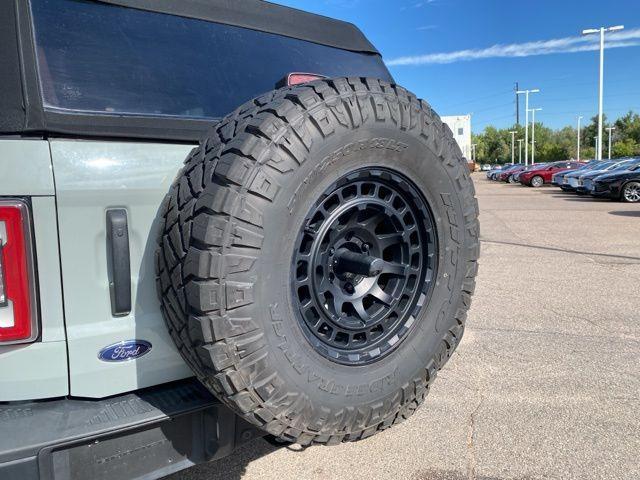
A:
98,340,152,362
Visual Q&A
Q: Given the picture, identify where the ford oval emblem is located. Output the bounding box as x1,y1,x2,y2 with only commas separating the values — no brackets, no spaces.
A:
98,340,152,362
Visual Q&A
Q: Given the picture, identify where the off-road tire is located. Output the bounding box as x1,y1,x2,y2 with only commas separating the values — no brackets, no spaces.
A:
156,77,479,445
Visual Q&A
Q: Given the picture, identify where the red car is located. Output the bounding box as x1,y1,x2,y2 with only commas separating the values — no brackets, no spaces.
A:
519,161,584,187
498,164,526,182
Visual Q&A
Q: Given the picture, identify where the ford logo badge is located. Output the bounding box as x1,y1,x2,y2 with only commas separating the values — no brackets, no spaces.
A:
98,340,152,362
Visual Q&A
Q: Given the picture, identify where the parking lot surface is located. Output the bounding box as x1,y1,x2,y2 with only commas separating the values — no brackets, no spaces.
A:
169,177,640,480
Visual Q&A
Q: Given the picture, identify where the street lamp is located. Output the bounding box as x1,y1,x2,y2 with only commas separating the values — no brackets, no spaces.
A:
576,116,583,161
594,136,598,154
529,108,542,164
582,25,624,160
509,130,516,164
517,139,523,164
606,126,615,159
516,88,540,165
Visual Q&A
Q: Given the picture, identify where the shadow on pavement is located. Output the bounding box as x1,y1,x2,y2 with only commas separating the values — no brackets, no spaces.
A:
164,438,282,480
550,195,611,202
609,210,640,217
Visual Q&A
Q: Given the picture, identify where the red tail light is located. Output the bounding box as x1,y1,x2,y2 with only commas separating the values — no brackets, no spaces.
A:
0,201,38,343
277,72,327,88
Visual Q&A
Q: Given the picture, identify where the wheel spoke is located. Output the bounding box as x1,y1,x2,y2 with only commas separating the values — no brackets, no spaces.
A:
351,299,370,323
317,277,332,294
377,232,404,250
369,285,393,305
381,261,408,276
357,210,386,229
332,295,345,316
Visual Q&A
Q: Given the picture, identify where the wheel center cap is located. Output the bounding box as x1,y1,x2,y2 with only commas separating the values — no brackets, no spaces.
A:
333,248,384,279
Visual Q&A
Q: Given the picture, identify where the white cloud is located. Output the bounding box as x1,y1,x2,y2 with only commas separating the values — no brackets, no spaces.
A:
387,28,640,66
400,0,437,11
416,25,437,31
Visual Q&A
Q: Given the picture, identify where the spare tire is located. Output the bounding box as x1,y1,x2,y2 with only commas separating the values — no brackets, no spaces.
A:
156,77,479,445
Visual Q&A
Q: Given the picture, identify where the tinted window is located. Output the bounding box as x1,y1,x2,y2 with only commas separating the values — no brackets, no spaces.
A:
30,0,392,119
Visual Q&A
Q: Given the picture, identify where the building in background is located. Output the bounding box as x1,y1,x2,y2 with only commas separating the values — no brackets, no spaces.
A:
442,115,472,162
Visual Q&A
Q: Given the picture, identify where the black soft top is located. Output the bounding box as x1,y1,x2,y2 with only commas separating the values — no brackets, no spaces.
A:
0,0,381,141
97,0,378,54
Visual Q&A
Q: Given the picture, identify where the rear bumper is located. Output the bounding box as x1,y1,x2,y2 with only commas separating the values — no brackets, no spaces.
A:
0,379,260,480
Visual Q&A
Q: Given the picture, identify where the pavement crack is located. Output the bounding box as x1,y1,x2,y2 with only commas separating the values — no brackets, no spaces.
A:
546,307,604,331
479,238,640,263
466,390,484,480
480,210,527,243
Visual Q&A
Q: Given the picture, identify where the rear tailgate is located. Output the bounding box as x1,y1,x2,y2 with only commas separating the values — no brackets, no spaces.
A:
50,139,194,397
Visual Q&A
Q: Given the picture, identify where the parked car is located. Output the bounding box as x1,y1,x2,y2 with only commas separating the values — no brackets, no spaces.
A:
514,163,548,183
0,1,479,478
497,164,523,181
562,160,616,192
552,160,592,186
481,164,492,171
487,165,504,180
577,158,640,194
592,163,640,202
501,164,527,182
519,161,584,187
560,161,607,191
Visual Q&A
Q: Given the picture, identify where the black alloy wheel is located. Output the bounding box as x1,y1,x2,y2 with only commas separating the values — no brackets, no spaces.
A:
292,168,437,365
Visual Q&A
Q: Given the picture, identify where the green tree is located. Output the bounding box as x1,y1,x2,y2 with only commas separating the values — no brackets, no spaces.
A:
472,110,640,164
612,137,639,157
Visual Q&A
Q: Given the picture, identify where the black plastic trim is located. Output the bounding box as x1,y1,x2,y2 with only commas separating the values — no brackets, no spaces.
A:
0,379,261,479
41,110,214,143
106,209,131,316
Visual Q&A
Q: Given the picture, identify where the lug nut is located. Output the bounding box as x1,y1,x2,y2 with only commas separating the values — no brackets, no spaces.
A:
329,247,335,256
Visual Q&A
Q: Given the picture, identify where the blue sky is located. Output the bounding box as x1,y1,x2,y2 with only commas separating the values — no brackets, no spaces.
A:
275,0,640,133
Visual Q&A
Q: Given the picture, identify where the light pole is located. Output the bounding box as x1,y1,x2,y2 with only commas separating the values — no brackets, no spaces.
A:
509,130,516,164
517,139,523,164
582,25,624,160
516,88,540,165
606,126,615,159
529,108,542,164
471,143,477,162
576,116,583,161
594,136,598,155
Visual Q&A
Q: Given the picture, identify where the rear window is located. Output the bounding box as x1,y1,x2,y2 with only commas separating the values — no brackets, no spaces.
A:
30,0,392,120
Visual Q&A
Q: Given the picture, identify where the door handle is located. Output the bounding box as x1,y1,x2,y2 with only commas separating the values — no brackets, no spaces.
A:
106,209,131,316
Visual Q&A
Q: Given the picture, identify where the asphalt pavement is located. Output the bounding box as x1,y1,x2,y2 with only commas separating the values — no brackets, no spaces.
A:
169,176,640,480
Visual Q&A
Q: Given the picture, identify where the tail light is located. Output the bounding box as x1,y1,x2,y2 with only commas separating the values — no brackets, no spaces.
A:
0,200,38,344
276,72,327,88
